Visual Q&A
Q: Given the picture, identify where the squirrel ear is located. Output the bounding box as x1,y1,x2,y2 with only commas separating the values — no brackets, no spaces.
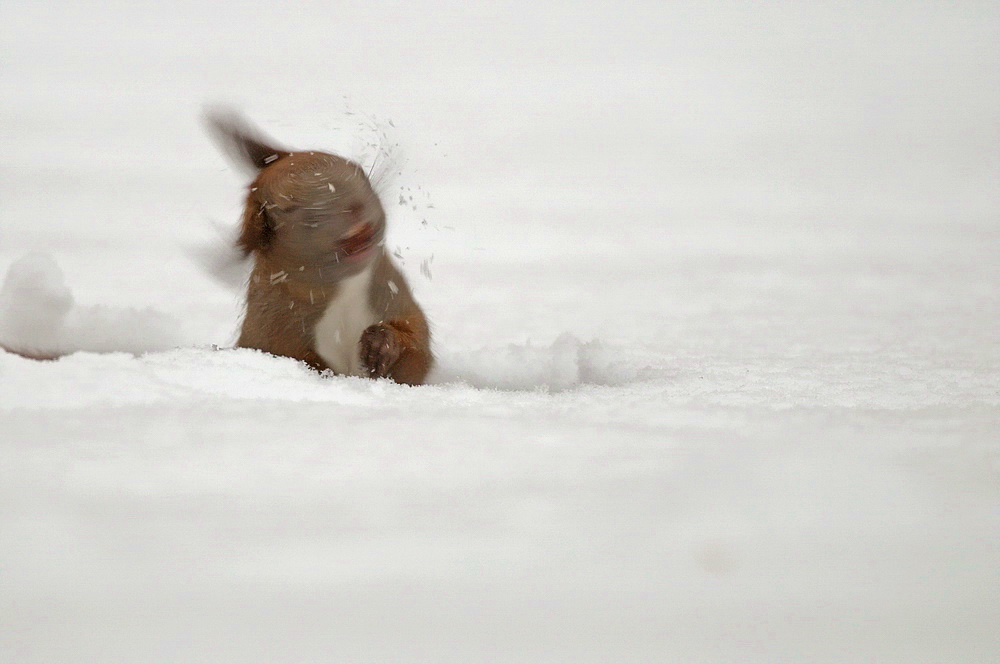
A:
204,107,291,174
236,192,274,255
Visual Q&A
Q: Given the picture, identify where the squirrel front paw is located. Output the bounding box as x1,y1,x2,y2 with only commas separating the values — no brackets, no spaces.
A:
359,323,403,379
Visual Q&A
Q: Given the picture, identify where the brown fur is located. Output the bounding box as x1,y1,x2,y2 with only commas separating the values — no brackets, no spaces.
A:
207,111,433,385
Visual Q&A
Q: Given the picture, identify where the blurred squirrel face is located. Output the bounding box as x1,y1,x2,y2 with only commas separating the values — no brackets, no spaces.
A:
244,152,385,281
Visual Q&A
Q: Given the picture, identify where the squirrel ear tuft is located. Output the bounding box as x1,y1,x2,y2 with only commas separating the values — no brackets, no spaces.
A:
204,107,291,174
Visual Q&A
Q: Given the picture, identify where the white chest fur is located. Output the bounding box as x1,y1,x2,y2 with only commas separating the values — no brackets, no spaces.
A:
313,266,376,376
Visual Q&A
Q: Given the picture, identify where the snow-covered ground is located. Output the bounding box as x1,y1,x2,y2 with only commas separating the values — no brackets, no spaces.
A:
1,1,998,662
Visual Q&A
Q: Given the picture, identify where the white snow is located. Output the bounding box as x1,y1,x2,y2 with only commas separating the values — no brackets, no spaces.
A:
1,1,998,663
0,253,183,357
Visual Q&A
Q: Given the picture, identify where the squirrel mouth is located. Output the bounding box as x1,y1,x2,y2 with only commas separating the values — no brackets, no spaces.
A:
339,222,377,261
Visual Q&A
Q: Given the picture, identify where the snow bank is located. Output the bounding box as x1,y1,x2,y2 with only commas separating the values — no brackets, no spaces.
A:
0,251,656,394
0,336,664,410
0,253,184,358
430,333,657,391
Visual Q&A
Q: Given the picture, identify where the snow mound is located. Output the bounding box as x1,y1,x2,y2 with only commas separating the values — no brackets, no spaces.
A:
0,253,184,358
0,252,652,392
430,333,657,391
0,346,390,409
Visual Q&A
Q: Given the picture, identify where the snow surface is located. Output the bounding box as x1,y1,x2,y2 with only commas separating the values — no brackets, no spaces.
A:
0,253,183,357
1,1,999,662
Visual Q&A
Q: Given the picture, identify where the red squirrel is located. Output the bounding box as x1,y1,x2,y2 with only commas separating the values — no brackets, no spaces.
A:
206,112,433,385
